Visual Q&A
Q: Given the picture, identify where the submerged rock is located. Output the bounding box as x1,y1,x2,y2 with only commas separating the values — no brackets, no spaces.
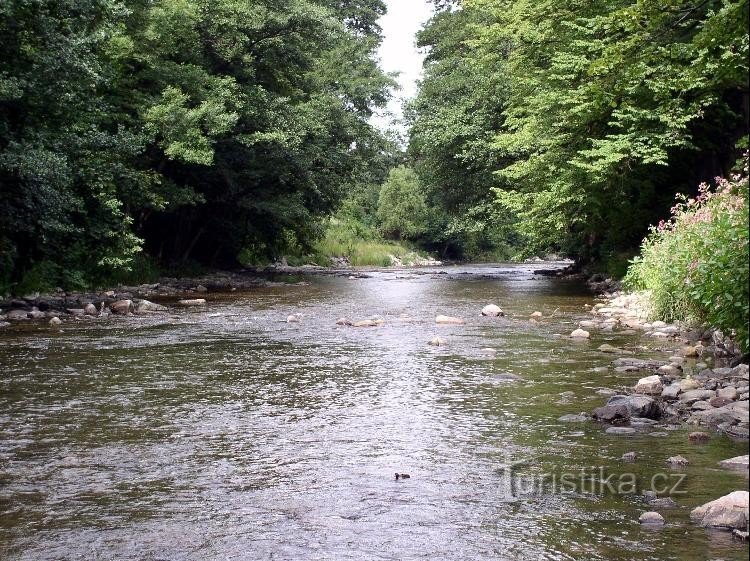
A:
606,426,636,435
570,328,590,339
435,315,465,325
428,337,448,347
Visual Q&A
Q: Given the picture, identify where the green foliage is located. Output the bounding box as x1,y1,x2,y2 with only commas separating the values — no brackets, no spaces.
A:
0,0,395,292
377,166,429,240
625,159,749,351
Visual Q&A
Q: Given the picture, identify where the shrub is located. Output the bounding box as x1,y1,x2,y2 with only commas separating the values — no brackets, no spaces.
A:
625,157,749,351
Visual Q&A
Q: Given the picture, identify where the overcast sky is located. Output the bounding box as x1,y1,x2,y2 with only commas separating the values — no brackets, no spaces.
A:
371,0,435,132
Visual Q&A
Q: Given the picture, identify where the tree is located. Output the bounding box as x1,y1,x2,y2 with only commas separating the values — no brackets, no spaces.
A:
377,166,429,240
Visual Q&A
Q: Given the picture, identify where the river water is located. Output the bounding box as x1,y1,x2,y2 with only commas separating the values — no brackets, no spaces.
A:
0,264,747,560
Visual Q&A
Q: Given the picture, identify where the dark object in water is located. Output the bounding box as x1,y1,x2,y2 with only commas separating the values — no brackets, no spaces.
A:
395,473,410,480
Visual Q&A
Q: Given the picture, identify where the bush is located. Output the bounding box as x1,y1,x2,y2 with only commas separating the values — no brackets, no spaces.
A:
625,157,749,351
377,166,429,240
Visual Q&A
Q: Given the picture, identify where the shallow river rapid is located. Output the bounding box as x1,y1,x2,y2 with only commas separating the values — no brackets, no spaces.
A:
1,264,748,560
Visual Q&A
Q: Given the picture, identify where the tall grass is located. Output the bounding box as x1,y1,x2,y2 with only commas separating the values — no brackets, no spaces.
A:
624,157,749,351
287,217,433,267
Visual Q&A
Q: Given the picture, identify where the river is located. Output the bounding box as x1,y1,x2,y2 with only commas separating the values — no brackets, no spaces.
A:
0,263,747,560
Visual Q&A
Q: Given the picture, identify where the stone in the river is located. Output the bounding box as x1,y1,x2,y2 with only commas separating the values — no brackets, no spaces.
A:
353,319,380,327
336,317,353,326
606,426,636,435
639,512,665,525
612,358,668,370
177,299,206,307
680,389,716,405
709,396,733,408
481,348,497,354
136,300,168,313
598,344,620,353
49,317,62,326
635,375,663,395
649,497,678,509
558,413,589,422
428,337,448,347
733,529,749,541
607,395,660,419
195,285,208,293
691,400,714,411
665,455,689,466
570,329,590,339
530,311,543,318
690,491,749,529
579,320,599,329
651,321,667,328
481,304,504,317
84,303,97,316
592,404,630,424
110,299,133,314
286,314,302,323
6,309,29,320
436,315,465,325
678,377,701,392
658,365,682,377
688,431,710,443
718,455,749,470
621,451,638,462
718,386,739,400
661,383,681,400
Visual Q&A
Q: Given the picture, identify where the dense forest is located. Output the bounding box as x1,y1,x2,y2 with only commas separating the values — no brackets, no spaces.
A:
1,0,748,293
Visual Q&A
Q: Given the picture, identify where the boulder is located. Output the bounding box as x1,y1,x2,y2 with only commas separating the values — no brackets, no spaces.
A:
49,317,62,326
570,329,590,339
481,304,504,317
436,315,464,325
691,400,714,411
336,317,354,326
286,314,302,323
598,344,621,353
84,303,97,316
639,512,665,525
709,396,733,408
678,378,702,392
6,309,29,320
658,365,682,377
690,491,749,529
635,375,663,395
718,455,749,470
136,300,168,313
110,300,133,314
579,320,599,329
353,319,380,328
607,394,660,419
680,389,716,405
661,383,681,400
593,404,630,424
690,404,748,427
718,386,739,401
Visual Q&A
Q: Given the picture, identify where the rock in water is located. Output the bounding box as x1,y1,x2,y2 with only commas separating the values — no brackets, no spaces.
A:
110,300,133,314
570,329,590,339
634,375,664,395
639,512,665,525
688,431,710,443
336,318,353,326
690,491,749,529
84,303,97,316
436,315,465,325
177,299,206,307
718,455,749,470
665,455,689,466
481,304,504,317
49,317,62,326
428,337,448,346
136,300,168,313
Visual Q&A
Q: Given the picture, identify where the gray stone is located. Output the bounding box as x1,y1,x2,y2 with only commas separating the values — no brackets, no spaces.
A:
621,451,638,462
661,383,681,400
593,404,630,424
481,304,504,317
666,455,689,466
607,394,660,419
690,491,749,529
718,386,739,400
558,413,589,422
680,389,716,405
718,455,749,470
639,512,665,525
635,375,663,395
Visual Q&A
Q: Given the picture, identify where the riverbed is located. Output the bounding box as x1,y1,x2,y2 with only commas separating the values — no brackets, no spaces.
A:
0,264,747,560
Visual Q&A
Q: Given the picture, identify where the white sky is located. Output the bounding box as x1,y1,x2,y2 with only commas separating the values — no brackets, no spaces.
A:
371,0,435,133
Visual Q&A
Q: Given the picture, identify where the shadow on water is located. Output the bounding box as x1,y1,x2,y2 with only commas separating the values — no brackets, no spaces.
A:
0,263,747,560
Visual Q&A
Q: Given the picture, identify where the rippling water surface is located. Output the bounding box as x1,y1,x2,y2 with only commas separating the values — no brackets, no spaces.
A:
0,264,747,560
